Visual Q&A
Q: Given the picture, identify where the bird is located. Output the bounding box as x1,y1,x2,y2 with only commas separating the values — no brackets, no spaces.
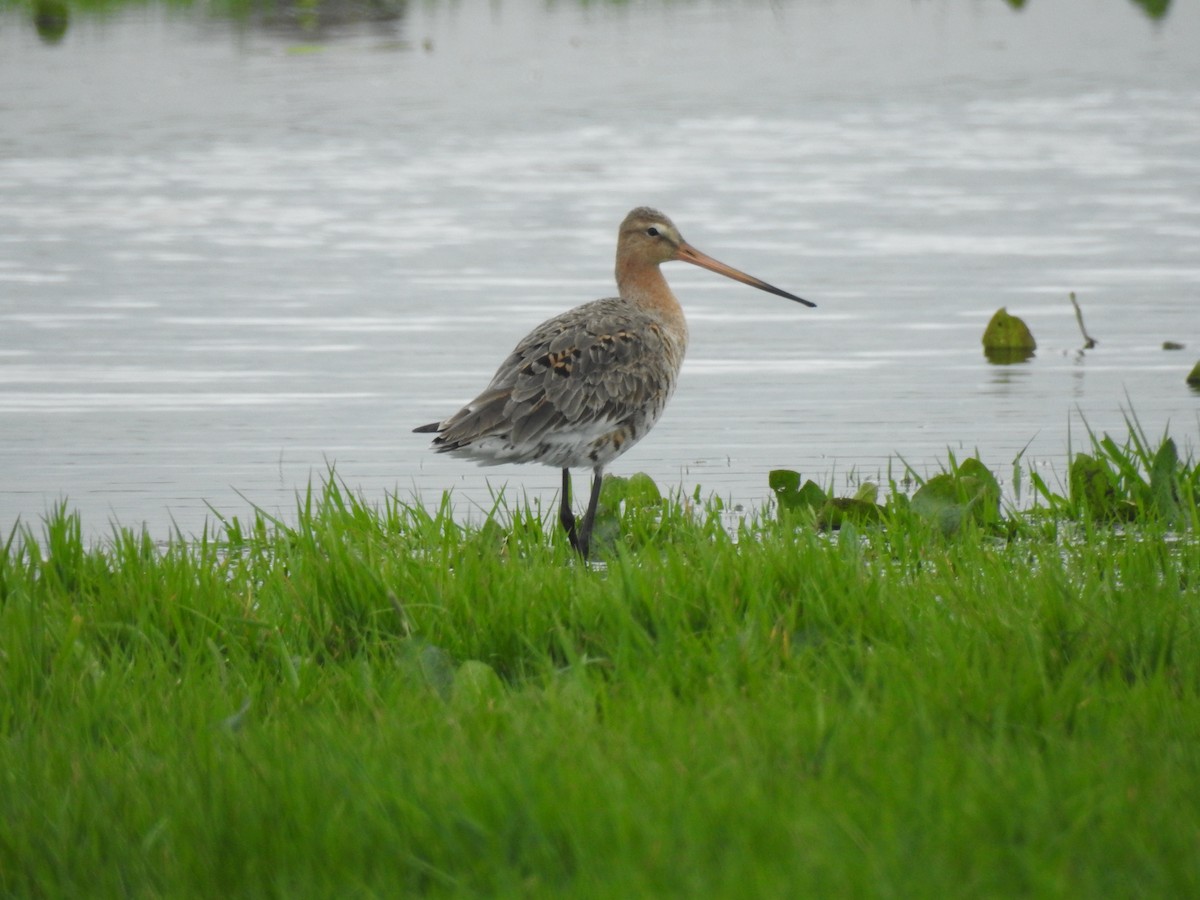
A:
414,206,814,558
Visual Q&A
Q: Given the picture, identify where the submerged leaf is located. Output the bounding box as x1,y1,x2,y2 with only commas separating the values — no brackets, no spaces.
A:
984,347,1036,365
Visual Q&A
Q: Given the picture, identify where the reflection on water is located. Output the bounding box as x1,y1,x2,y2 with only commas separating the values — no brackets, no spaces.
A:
984,348,1037,366
1,0,1198,538
32,0,69,43
10,0,1184,45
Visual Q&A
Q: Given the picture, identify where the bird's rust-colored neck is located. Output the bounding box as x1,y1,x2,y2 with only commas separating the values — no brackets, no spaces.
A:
615,257,686,330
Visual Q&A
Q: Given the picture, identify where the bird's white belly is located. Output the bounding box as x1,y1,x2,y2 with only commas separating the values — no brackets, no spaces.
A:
451,416,656,470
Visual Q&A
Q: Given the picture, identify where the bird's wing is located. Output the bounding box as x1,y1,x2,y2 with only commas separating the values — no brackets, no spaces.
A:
437,298,683,450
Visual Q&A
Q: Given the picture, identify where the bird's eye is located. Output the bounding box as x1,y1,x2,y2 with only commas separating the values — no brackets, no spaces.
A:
646,227,660,237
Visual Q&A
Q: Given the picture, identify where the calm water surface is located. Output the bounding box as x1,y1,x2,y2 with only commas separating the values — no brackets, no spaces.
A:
1,0,1199,538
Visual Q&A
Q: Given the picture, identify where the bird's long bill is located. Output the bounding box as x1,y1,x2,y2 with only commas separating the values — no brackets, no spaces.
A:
676,242,816,308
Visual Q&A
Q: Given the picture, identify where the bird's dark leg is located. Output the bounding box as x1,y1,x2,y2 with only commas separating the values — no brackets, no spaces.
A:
559,468,580,550
574,467,605,560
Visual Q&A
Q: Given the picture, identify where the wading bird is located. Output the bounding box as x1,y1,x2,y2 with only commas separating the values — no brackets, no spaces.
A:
414,207,814,558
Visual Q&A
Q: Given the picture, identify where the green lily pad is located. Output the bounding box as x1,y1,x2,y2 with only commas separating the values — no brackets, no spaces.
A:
1131,0,1170,20
600,472,662,509
982,308,1036,361
911,475,961,529
769,468,801,496
910,458,1001,535
589,472,664,550
33,0,69,43
852,482,880,504
769,469,828,515
817,497,885,530
1069,453,1119,519
1148,438,1183,524
956,458,1002,523
1187,360,1200,386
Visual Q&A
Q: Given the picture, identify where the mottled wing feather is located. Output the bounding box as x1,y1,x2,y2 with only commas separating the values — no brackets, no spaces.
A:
428,387,511,451
429,297,684,466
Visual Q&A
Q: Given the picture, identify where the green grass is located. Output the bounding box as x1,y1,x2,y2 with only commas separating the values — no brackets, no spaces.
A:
3,445,1200,896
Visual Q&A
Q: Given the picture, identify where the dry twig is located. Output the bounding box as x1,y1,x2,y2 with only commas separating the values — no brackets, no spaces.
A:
1069,292,1097,349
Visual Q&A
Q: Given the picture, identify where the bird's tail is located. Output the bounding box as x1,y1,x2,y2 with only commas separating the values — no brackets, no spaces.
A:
412,421,442,434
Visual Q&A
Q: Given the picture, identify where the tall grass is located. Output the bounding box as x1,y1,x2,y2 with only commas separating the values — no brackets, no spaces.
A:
2,449,1199,896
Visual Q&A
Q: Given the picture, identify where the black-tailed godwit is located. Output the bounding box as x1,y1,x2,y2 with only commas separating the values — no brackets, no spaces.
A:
415,207,814,557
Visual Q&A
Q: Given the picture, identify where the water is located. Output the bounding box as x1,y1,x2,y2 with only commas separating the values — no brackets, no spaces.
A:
2,0,1199,539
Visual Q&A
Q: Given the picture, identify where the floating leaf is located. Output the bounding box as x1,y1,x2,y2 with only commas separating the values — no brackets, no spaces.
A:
956,458,1002,524
817,497,885,530
910,458,1001,535
982,308,1036,364
588,514,622,551
589,472,664,550
853,482,880,504
769,469,827,515
600,472,662,509
1148,438,1182,523
911,474,968,535
33,0,69,43
476,518,507,547
797,481,827,509
1130,0,1170,21
769,469,801,496
982,307,1037,350
1069,453,1119,519
1187,360,1200,386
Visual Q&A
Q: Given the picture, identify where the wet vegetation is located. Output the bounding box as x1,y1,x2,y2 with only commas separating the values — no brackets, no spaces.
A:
7,0,411,42
1,0,1179,45
3,423,1199,896
774,414,1200,537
